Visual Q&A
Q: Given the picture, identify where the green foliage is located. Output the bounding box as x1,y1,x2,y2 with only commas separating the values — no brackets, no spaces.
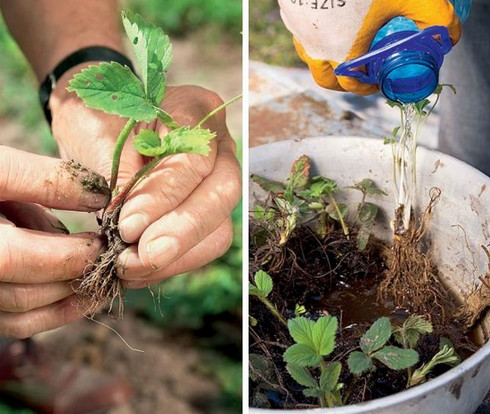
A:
294,304,306,317
360,317,392,354
133,127,215,157
285,155,310,201
393,315,433,349
122,10,172,104
350,178,386,250
249,0,302,66
348,317,419,375
409,339,460,386
249,270,273,298
372,346,419,371
250,174,285,194
0,16,54,154
68,11,174,122
348,351,375,374
252,155,354,243
68,62,157,121
350,178,387,197
284,316,338,367
284,316,343,407
128,0,241,41
287,364,318,388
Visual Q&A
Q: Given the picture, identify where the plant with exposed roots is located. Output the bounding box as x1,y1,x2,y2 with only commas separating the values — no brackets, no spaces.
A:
68,10,240,316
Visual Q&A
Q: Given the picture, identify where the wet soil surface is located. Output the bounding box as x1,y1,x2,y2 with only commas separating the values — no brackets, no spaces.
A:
249,225,478,409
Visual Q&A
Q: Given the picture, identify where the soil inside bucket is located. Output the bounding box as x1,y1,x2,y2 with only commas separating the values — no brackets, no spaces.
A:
249,223,478,408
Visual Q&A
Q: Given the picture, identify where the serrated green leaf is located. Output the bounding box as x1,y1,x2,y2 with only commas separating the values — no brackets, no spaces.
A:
162,126,215,155
287,155,310,190
313,316,337,356
348,351,375,375
358,202,378,224
372,346,419,370
309,176,338,198
325,203,347,222
250,174,285,194
288,317,316,348
254,270,273,298
283,343,321,367
319,362,341,392
67,62,156,121
286,364,318,388
122,10,172,105
393,315,433,349
357,227,371,251
133,129,165,156
352,179,387,196
360,317,392,354
409,342,460,386
303,388,324,398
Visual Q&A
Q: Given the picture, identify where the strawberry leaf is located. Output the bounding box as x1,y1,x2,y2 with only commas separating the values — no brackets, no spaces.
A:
133,129,165,156
162,126,215,156
67,62,156,121
122,10,172,106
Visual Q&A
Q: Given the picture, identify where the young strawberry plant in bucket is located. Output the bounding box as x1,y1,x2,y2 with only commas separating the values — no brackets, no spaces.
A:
249,143,489,408
68,10,240,316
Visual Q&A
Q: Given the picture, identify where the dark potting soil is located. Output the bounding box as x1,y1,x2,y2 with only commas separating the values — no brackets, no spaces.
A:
249,225,478,409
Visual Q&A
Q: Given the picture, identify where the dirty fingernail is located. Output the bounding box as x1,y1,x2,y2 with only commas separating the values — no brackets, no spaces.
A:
119,213,149,243
147,236,179,270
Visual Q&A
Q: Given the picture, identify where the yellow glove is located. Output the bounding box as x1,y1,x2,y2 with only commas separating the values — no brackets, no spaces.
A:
278,0,462,95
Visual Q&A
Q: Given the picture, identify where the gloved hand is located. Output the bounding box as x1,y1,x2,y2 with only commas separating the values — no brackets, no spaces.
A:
278,0,465,95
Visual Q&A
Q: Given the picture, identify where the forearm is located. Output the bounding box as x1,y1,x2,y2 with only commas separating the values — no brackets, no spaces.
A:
0,0,124,81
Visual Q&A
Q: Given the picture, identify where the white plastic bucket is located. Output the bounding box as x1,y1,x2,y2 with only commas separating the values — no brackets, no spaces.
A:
249,137,490,414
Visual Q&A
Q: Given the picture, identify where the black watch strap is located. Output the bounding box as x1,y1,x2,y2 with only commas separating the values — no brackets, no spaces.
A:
39,46,135,126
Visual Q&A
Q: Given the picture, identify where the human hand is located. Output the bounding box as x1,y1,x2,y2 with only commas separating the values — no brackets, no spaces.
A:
51,71,241,289
278,0,463,94
0,146,109,338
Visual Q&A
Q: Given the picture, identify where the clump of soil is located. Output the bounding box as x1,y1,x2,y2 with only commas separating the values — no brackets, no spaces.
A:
249,213,477,408
63,160,110,196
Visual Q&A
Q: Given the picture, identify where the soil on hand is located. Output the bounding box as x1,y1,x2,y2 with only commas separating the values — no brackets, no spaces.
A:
249,221,478,408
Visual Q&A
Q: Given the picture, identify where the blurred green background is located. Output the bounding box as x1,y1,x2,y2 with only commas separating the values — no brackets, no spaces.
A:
0,0,241,413
250,0,301,66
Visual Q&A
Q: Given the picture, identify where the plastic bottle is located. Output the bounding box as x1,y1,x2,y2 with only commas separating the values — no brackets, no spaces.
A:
335,1,473,103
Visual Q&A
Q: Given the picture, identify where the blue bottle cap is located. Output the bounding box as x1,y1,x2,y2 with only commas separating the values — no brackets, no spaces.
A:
334,26,452,103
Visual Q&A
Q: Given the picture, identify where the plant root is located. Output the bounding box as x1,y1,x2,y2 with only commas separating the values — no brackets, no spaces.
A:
75,204,128,317
378,188,450,321
456,245,490,330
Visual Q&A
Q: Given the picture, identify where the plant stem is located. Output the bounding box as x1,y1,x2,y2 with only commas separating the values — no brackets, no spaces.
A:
329,196,349,239
110,118,137,194
107,154,163,212
259,297,288,327
197,94,243,128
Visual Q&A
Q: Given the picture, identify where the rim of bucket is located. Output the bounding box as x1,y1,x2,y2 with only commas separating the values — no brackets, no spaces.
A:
249,136,490,413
